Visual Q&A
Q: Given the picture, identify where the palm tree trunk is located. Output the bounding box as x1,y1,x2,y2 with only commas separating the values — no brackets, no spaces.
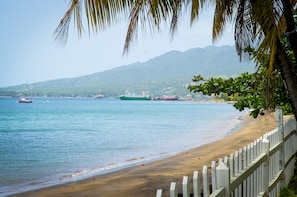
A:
275,38,297,120
281,0,297,62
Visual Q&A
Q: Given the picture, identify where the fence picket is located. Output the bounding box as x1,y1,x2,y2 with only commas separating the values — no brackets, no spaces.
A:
193,171,200,197
219,158,223,164
234,151,239,197
246,144,251,197
239,148,242,197
182,176,190,197
203,165,209,196
250,142,254,196
212,161,217,192
262,138,270,195
224,156,228,166
230,154,234,178
156,189,162,197
170,182,177,197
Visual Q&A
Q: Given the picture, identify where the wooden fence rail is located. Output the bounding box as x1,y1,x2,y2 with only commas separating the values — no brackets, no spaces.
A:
156,108,297,197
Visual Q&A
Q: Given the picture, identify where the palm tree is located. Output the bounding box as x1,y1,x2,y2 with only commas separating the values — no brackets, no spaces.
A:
55,0,297,119
212,0,297,119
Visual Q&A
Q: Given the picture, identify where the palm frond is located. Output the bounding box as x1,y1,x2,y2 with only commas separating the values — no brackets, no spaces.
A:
234,0,255,59
54,0,80,46
233,0,287,68
169,0,182,37
55,0,130,46
189,0,214,25
84,0,130,33
212,0,236,42
123,0,177,54
123,0,144,54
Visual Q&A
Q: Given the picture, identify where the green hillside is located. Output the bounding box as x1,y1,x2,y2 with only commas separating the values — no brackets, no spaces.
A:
0,45,255,97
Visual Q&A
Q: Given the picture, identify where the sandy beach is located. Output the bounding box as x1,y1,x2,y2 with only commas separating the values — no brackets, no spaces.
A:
11,112,278,197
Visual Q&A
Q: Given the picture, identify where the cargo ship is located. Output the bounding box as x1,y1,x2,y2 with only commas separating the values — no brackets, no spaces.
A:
119,93,151,100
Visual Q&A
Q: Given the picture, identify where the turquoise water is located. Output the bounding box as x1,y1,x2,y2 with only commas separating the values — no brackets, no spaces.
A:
0,97,245,196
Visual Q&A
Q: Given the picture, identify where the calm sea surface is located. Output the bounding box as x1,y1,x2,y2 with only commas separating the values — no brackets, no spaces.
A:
0,97,246,196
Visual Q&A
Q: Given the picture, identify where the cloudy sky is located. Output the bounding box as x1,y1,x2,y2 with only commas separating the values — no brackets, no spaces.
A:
0,1,235,87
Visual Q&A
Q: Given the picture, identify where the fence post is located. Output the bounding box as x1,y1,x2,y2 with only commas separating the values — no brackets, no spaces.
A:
182,176,190,197
216,162,230,197
170,182,177,197
193,171,200,197
276,107,285,188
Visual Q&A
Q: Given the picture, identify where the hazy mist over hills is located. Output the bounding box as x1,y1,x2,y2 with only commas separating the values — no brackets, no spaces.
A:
1,45,255,97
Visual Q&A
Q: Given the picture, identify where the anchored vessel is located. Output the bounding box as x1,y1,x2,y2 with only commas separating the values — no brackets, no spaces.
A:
119,93,151,100
19,98,33,103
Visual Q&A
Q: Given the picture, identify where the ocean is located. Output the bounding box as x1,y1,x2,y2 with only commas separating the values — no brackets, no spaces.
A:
0,97,246,196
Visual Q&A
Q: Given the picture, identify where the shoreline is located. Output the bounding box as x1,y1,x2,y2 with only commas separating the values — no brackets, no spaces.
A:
10,113,277,197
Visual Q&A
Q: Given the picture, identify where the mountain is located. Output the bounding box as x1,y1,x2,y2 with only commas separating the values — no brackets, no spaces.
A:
0,45,255,97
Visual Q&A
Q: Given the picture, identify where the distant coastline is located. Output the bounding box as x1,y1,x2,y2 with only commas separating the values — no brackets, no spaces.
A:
0,46,255,98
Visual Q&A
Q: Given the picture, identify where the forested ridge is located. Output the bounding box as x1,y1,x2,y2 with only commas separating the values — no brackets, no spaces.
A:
0,46,254,97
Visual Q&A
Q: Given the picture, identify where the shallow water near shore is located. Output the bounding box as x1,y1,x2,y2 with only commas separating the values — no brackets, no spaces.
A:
0,97,245,196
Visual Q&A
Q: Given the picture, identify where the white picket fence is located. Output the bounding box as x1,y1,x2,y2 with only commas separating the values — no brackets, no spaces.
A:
156,108,297,197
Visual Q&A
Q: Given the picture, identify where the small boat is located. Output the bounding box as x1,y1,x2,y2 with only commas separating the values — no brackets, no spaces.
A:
119,93,151,100
95,94,104,99
19,98,33,103
154,96,178,101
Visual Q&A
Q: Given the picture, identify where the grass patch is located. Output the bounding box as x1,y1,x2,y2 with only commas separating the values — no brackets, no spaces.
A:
280,156,297,197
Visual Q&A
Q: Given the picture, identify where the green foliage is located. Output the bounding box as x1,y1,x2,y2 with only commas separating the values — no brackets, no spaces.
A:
188,40,294,119
280,187,297,197
188,70,292,118
280,161,297,197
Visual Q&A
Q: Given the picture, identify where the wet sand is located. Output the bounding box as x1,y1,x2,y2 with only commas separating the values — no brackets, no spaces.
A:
11,113,277,197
